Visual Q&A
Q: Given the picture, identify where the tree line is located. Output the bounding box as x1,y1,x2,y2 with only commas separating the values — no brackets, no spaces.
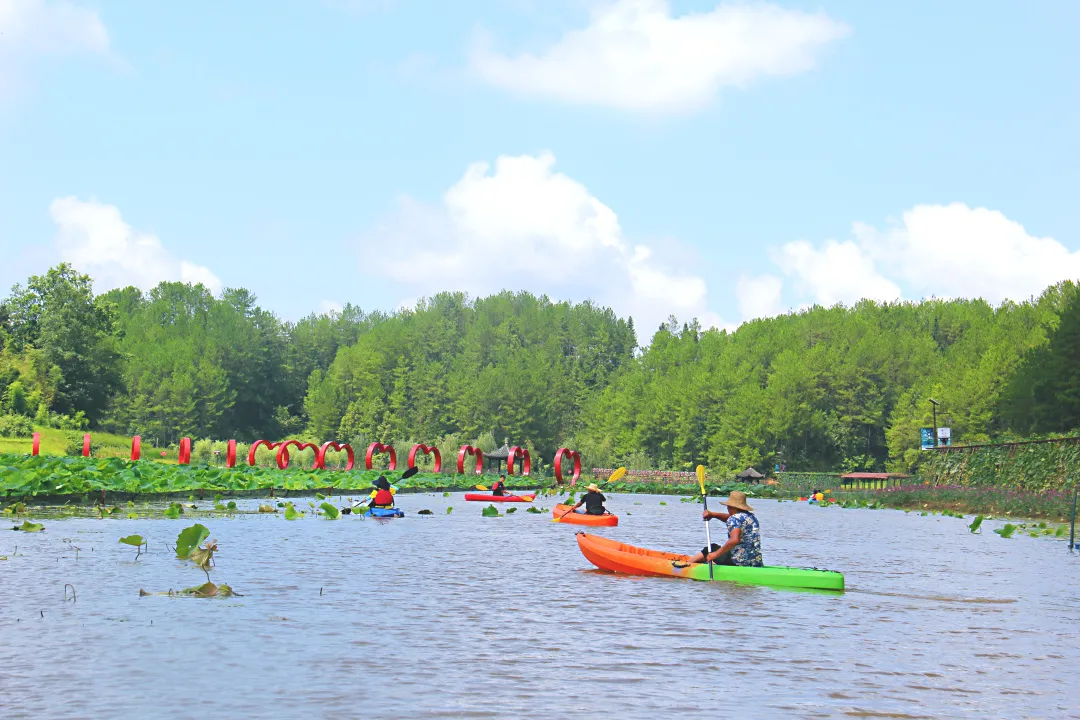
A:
2,263,1078,475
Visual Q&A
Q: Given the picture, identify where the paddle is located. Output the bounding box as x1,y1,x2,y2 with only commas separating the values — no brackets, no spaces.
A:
697,464,713,579
554,467,626,522
354,467,419,510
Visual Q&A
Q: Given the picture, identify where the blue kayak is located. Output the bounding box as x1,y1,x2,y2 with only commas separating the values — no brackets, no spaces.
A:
365,507,405,518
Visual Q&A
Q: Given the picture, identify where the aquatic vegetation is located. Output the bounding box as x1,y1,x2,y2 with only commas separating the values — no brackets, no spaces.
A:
446,506,453,514
994,523,1017,538
176,524,209,559
175,524,217,584
481,505,500,517
319,502,340,519
163,502,182,519
284,502,302,520
12,520,43,532
968,515,985,534
526,506,542,514
417,509,432,515
119,534,147,560
506,507,517,514
258,504,275,513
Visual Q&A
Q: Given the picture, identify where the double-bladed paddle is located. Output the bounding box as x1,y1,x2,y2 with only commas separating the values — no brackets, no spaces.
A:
354,466,419,510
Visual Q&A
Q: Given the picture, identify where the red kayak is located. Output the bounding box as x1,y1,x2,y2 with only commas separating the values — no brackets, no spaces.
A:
463,493,535,503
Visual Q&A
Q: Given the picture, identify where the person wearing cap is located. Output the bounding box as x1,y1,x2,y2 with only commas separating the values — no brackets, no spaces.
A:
491,473,509,496
685,490,763,567
565,483,609,516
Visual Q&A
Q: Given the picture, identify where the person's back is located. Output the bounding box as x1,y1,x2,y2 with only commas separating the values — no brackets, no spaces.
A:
582,489,606,515
492,476,507,496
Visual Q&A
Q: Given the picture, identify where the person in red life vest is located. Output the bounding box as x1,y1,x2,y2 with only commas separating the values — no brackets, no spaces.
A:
491,473,508,496
370,476,395,508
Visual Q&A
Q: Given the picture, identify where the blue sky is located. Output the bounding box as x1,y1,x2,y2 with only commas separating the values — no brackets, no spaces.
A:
1,0,1078,336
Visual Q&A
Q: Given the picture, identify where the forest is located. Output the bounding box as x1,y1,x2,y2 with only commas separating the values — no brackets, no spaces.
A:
2,263,1079,476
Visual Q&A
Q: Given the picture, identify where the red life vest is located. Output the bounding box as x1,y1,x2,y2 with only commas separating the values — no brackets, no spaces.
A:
492,481,504,493
373,488,394,506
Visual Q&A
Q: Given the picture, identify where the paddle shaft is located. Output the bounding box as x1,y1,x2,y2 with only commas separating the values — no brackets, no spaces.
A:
702,491,714,579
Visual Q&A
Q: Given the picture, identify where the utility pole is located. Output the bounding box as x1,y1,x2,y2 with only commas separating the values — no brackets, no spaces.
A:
929,398,940,448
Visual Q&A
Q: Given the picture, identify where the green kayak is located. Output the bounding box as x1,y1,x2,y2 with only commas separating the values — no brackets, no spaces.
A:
576,532,845,591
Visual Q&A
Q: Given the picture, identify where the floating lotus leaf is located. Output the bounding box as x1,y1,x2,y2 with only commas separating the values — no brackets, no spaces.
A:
13,520,43,532
320,502,340,520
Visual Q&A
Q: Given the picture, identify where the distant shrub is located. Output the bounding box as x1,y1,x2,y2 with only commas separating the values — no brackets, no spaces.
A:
0,414,34,438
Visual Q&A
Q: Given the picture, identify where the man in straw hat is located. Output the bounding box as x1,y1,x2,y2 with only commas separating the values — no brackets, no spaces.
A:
564,483,610,516
684,490,763,567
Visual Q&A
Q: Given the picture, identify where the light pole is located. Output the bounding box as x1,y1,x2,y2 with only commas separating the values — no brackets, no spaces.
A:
929,398,940,448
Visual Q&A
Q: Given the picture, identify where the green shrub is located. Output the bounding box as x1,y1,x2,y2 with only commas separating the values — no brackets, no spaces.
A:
0,414,34,438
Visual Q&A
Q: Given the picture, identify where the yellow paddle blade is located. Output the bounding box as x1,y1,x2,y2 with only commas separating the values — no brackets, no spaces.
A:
475,484,488,491
695,465,706,495
607,467,627,483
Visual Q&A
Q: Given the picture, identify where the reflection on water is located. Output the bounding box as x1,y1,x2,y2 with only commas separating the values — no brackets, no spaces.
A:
0,495,1077,719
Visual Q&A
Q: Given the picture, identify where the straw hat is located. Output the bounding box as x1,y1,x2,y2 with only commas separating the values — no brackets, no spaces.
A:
586,483,601,493
723,490,754,513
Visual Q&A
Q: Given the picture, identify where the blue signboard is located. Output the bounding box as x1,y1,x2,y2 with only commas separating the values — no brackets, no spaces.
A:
920,427,934,450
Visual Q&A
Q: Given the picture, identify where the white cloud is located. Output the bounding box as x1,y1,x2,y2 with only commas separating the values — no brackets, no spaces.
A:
735,273,784,321
357,152,722,339
0,0,110,99
772,238,901,307
49,197,222,294
855,203,1080,304
763,202,1080,314
469,0,849,114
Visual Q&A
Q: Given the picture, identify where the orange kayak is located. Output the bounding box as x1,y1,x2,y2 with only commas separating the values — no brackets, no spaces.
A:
576,532,845,590
552,504,618,526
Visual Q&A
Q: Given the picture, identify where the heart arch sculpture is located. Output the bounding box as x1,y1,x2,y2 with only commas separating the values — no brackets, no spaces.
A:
554,447,582,485
318,441,355,471
365,442,397,470
276,439,321,470
457,445,483,475
506,446,532,476
248,440,282,466
408,443,442,472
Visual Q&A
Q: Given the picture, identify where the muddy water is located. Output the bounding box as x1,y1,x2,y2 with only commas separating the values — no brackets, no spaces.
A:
1,495,1077,719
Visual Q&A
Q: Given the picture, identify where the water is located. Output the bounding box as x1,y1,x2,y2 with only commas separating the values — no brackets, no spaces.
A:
1,494,1077,719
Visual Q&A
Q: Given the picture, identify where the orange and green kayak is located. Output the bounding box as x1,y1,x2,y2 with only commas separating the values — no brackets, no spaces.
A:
552,505,618,526
575,532,844,591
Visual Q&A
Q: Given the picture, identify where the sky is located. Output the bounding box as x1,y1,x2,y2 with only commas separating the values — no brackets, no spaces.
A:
1,0,1078,338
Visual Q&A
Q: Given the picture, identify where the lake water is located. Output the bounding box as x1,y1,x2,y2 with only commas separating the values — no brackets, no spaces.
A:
1,494,1078,719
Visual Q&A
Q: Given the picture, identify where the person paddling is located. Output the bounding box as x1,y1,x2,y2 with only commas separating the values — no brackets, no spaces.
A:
565,483,609,516
369,476,396,509
683,490,763,567
491,474,509,496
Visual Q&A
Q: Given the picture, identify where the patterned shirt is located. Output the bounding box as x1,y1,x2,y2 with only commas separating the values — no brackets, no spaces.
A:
727,511,763,567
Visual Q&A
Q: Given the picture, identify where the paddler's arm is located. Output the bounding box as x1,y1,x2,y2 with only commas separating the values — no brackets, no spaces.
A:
706,528,741,562
702,509,730,522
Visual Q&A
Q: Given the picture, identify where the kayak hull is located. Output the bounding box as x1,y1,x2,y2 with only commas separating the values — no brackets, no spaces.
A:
366,507,405,518
553,504,618,526
463,493,535,503
575,532,844,591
